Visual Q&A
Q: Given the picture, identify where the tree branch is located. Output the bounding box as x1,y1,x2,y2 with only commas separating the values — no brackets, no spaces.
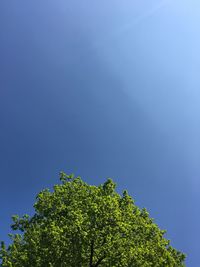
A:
93,254,106,267
89,240,94,267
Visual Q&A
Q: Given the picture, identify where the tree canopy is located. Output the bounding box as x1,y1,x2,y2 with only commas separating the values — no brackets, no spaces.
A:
0,172,185,266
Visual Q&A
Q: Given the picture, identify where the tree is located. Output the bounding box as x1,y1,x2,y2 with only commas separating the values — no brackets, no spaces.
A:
0,172,185,267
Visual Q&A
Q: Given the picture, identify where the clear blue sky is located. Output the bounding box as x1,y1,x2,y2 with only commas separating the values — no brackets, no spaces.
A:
0,0,199,266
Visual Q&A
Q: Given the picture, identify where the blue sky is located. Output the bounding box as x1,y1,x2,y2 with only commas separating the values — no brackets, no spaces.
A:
0,0,200,266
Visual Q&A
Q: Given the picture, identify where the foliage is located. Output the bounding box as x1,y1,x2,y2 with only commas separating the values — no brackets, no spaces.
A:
0,172,185,266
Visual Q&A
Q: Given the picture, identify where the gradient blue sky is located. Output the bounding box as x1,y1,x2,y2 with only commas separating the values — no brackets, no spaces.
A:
0,0,200,266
